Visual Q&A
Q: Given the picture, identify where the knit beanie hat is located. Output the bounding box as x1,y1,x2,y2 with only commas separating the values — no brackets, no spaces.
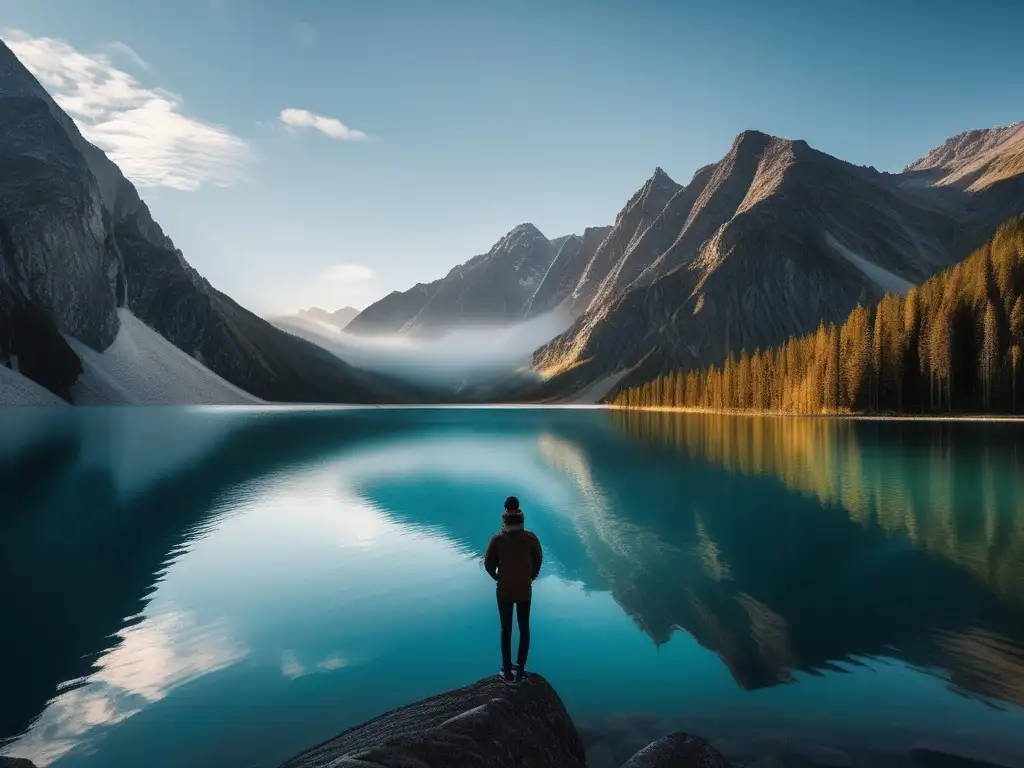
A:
502,496,524,531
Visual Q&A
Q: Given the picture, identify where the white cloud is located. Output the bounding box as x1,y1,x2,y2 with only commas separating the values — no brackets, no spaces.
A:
324,263,374,282
279,107,369,141
1,28,252,191
291,21,315,49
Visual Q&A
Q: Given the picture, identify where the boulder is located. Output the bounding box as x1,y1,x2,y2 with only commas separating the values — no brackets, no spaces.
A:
620,732,732,768
0,758,38,768
278,673,587,768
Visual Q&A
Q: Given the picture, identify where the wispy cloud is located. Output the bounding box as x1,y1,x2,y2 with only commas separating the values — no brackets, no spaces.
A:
324,263,374,282
1,28,252,191
279,108,369,141
291,21,315,49
102,40,149,71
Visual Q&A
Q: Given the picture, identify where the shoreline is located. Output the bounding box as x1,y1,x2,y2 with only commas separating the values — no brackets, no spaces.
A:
6,401,1024,421
603,405,1024,423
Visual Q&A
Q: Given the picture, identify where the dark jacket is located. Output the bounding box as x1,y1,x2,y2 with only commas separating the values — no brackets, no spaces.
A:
484,523,543,603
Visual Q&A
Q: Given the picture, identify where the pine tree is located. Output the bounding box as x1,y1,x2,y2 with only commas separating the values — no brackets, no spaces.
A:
981,299,999,410
823,324,840,413
1012,345,1022,414
1011,296,1024,346
929,309,953,412
1010,297,1024,412
841,305,869,409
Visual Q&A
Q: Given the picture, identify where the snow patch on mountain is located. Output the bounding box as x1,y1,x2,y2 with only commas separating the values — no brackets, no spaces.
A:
63,309,263,405
825,234,913,296
0,364,69,406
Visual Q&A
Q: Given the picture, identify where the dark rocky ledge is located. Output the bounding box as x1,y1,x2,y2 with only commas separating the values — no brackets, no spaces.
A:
277,673,731,768
0,675,731,768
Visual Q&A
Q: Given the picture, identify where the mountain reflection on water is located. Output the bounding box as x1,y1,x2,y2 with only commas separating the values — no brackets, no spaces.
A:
1,407,1023,768
607,410,1024,705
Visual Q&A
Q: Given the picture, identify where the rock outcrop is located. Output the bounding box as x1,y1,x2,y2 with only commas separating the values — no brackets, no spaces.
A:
278,674,732,768
280,674,587,768
620,733,731,768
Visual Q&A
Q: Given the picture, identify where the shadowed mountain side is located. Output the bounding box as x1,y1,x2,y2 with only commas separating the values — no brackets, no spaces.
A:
0,410,428,744
0,41,419,405
346,224,561,338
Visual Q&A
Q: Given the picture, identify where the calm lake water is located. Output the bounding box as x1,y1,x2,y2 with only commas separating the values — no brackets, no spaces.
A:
2,407,1024,768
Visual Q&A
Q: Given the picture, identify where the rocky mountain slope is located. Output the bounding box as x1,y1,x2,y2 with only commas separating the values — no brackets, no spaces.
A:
525,226,612,317
0,40,418,405
346,223,605,336
904,121,1024,192
531,127,1024,400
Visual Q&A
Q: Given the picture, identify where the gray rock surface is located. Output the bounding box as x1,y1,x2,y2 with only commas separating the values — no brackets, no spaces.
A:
278,673,587,768
620,733,732,768
0,40,420,404
526,225,613,318
0,757,38,767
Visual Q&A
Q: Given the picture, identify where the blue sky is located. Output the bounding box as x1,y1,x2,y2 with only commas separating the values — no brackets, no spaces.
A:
2,0,1022,315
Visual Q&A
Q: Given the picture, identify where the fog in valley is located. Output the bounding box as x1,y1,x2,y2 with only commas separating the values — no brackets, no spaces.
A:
269,308,574,393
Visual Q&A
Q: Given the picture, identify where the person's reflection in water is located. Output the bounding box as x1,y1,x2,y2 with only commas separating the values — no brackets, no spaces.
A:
484,496,543,683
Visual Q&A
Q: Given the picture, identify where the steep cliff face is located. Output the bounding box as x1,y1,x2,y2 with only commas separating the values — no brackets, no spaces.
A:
572,168,682,313
0,40,415,404
533,129,999,398
526,225,612,317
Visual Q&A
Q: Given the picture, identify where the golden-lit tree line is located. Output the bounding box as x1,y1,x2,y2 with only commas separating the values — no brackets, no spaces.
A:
613,214,1024,414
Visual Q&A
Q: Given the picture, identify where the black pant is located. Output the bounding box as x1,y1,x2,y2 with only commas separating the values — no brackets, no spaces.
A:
498,597,531,672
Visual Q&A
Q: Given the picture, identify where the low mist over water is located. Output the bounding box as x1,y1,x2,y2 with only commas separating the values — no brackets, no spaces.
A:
2,408,1024,768
270,308,572,391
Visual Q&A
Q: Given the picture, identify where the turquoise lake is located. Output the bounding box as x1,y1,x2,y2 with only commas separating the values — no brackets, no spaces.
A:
1,407,1023,767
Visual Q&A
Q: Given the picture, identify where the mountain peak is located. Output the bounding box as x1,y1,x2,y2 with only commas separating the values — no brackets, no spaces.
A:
729,129,784,156
492,222,548,252
509,221,546,238
651,166,671,179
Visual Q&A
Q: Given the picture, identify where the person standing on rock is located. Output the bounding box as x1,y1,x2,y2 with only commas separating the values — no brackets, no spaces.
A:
484,496,543,683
